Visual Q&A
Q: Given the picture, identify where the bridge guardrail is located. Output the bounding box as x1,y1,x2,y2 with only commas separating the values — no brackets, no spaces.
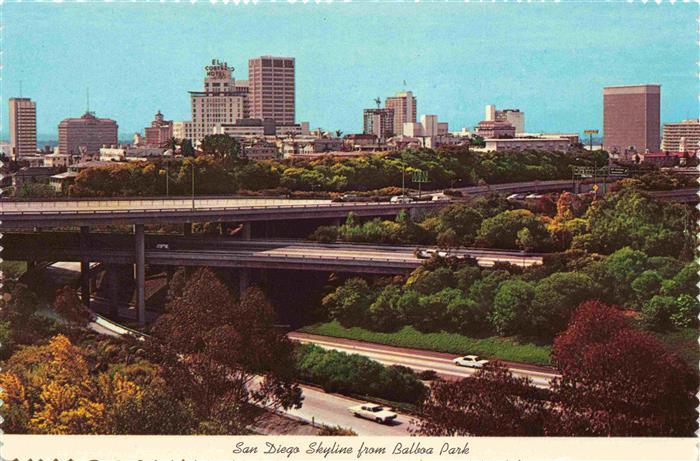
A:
0,200,442,216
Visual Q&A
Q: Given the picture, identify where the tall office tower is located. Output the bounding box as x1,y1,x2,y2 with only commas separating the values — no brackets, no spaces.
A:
485,104,496,122
248,56,296,125
496,109,525,134
188,59,248,143
363,108,395,139
9,97,37,159
58,112,118,155
662,119,700,154
143,110,173,147
386,91,416,136
603,84,661,153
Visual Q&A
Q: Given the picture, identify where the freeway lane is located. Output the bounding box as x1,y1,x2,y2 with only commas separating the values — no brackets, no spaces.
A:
4,234,544,270
289,332,558,389
284,385,412,436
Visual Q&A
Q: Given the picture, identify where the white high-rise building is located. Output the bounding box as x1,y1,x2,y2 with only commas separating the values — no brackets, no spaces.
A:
186,59,249,143
9,97,37,159
485,104,496,122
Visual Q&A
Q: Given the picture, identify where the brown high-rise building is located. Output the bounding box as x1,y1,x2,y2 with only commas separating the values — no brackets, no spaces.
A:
385,91,416,136
248,56,295,125
58,112,118,155
9,97,37,159
603,84,661,153
144,110,173,147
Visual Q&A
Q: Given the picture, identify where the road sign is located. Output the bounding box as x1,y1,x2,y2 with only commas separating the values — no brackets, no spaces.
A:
583,129,599,135
592,184,599,191
412,170,429,183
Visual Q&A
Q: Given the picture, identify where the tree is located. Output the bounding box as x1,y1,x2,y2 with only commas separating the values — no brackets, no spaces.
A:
323,277,377,328
476,209,552,251
415,363,551,436
551,302,698,436
180,138,195,157
161,136,179,153
491,279,535,336
150,268,302,432
200,134,240,160
435,204,483,246
529,272,598,338
368,285,405,332
583,189,692,257
53,286,91,324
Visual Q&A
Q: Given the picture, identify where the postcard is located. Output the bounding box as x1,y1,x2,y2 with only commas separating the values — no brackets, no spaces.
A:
0,2,697,460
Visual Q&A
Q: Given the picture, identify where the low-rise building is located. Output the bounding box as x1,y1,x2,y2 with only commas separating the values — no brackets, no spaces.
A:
482,137,571,152
43,153,74,168
49,171,79,194
242,140,278,160
13,166,61,189
99,145,166,162
474,120,516,139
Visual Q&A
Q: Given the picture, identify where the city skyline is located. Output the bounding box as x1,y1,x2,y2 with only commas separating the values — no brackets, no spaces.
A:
2,3,696,139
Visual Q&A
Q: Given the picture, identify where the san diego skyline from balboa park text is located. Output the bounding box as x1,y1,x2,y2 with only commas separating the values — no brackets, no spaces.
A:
2,3,696,139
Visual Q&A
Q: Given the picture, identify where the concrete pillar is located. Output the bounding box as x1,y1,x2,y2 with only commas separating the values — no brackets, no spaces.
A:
107,264,120,319
239,268,250,297
183,222,192,237
25,261,36,271
134,224,146,328
79,226,90,306
241,222,251,240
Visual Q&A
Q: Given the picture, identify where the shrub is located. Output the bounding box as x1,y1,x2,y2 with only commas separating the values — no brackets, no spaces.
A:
295,344,427,404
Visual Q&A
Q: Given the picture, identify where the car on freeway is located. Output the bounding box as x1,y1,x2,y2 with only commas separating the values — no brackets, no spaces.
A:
415,248,449,259
453,355,489,368
431,194,451,202
525,193,544,200
334,193,361,202
155,243,170,250
507,193,527,201
348,403,398,424
390,195,414,204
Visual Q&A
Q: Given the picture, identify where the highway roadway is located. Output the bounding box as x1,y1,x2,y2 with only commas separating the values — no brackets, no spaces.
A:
4,234,544,271
289,332,557,389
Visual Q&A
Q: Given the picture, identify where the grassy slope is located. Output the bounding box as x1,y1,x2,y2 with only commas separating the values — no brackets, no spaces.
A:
300,320,552,366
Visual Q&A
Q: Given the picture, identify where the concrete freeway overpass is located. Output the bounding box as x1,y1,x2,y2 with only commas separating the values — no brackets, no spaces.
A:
4,233,543,326
3,234,543,273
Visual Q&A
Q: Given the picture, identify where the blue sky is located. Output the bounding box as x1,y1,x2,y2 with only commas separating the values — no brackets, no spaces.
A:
2,3,697,139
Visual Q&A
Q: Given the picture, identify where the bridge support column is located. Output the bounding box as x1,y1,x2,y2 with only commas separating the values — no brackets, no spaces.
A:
241,222,251,241
239,268,250,297
25,261,36,271
107,264,120,319
79,226,91,307
183,222,192,237
134,224,146,328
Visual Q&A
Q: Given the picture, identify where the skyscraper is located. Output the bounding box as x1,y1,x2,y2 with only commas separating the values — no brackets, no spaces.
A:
58,112,118,155
248,56,295,125
9,97,37,159
188,59,248,143
385,91,416,136
603,84,661,153
363,108,394,140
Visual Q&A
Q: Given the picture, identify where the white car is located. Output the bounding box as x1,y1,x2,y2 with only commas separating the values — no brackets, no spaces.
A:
453,355,489,368
155,243,170,250
348,403,398,424
431,194,451,202
507,193,526,201
416,249,449,259
390,195,414,204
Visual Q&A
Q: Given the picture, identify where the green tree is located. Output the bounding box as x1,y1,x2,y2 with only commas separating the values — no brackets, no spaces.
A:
322,278,377,328
200,134,240,160
368,285,405,332
530,272,598,338
476,209,552,250
491,279,536,336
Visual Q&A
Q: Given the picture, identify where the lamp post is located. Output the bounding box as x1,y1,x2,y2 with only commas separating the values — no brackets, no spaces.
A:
191,161,195,211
